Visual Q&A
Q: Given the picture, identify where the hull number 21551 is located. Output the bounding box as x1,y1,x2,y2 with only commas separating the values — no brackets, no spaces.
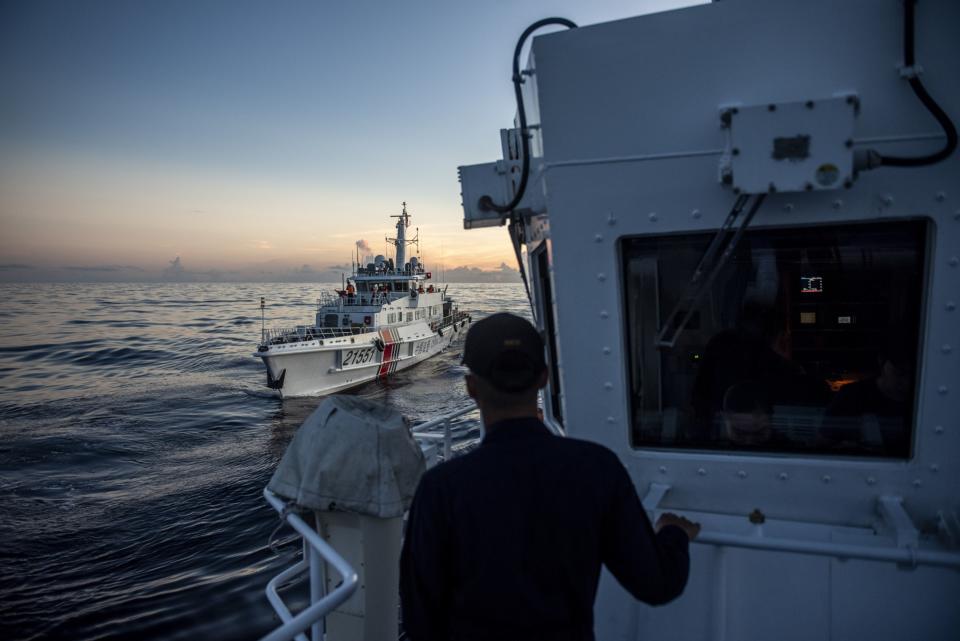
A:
341,348,376,368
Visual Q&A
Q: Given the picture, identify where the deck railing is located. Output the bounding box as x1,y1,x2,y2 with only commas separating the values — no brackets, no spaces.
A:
261,489,359,641
261,325,377,346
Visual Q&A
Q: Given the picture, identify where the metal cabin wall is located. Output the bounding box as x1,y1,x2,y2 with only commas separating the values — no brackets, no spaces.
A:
528,0,960,639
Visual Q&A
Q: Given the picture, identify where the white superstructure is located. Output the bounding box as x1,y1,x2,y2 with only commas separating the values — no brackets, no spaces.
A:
457,1,959,639
255,204,470,398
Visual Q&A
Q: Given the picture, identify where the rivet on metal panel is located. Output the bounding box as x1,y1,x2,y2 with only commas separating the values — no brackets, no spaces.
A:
749,509,766,524
949,256,959,267
737,470,747,479
912,479,923,488
603,382,613,391
606,416,615,424
778,472,789,481
938,385,949,395
882,194,894,207
597,273,606,282
732,147,740,156
935,191,946,202
844,138,853,149
954,210,960,221
606,213,617,226
832,199,843,210
929,463,940,473
691,209,701,219
947,301,957,311
768,104,778,112
602,346,611,355
805,100,814,110
942,344,953,354
594,233,604,243
866,476,877,486
600,310,609,320
648,212,658,222
935,425,945,434
659,466,668,474
822,475,832,484
697,468,707,476
783,203,794,213
804,183,813,191
768,183,777,194
843,179,853,189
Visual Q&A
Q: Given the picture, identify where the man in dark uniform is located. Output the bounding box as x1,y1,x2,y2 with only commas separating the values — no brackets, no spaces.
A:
400,313,699,641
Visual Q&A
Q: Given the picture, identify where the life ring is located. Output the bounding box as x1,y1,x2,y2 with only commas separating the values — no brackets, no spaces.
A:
374,338,385,352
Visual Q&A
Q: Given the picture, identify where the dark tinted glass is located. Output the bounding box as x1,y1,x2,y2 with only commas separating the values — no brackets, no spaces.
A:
621,220,927,458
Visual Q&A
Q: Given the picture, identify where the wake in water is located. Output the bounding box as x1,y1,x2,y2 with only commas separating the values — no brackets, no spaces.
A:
0,282,527,641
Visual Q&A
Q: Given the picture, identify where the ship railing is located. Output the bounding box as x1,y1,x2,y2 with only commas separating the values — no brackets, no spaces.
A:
412,404,481,460
261,325,377,346
316,291,409,309
260,488,359,641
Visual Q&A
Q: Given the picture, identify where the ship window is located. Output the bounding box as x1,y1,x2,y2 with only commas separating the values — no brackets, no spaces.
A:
621,219,927,459
407,312,413,322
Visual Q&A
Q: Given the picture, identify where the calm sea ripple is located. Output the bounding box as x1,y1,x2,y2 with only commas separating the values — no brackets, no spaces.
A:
0,282,528,640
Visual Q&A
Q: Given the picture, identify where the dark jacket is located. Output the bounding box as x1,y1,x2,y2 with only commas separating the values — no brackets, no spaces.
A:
400,417,690,641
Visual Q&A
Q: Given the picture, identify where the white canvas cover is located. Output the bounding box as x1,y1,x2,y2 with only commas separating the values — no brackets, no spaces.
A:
268,396,425,517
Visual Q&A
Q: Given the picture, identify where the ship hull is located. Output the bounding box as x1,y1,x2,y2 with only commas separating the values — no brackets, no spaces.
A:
256,318,470,398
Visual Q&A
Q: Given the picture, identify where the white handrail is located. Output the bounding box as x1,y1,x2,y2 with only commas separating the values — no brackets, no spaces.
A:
412,405,480,459
260,489,360,641
693,530,960,569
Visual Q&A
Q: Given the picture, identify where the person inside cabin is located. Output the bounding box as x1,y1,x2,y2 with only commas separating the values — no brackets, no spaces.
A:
418,284,425,294
400,313,698,641
690,302,828,444
346,282,356,300
821,337,914,457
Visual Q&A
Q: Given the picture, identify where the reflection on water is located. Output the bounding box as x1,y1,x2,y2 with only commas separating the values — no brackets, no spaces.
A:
0,282,527,640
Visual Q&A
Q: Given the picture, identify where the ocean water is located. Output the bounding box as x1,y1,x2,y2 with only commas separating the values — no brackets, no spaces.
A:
0,282,528,641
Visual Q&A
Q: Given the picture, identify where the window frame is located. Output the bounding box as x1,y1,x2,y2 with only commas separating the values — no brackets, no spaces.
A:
618,217,932,461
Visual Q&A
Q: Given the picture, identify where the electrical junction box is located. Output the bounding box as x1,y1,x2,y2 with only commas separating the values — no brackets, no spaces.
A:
720,95,858,194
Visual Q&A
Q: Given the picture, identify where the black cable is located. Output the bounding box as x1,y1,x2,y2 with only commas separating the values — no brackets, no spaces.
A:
879,0,957,167
478,17,577,213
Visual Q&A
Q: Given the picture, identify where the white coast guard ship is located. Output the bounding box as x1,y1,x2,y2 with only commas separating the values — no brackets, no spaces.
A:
255,204,470,397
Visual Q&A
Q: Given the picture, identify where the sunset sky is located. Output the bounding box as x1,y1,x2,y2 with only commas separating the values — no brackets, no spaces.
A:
0,0,695,282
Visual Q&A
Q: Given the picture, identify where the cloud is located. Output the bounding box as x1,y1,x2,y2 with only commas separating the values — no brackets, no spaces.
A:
256,240,274,250
62,265,145,272
0,263,32,270
442,263,521,283
161,256,192,282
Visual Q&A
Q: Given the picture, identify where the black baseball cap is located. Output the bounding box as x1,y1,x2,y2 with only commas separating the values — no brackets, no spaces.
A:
461,313,547,392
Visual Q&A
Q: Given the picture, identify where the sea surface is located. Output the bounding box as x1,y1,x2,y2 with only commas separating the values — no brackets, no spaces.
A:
0,282,527,641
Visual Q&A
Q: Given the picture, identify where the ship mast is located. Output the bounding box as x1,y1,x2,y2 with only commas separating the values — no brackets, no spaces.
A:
386,201,418,271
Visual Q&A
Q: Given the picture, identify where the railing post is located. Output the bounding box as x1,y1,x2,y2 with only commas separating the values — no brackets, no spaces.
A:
443,419,452,460
310,513,326,641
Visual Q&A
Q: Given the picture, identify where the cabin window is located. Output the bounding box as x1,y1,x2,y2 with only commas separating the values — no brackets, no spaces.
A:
407,312,413,322
621,219,927,459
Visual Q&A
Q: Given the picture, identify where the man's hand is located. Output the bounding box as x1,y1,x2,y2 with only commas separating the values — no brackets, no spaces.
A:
656,512,701,541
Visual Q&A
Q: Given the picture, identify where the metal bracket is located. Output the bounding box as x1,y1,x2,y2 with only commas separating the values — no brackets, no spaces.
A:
877,495,919,548
642,482,672,512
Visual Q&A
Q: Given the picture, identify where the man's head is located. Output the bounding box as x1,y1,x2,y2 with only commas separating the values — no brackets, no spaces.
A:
721,380,773,445
461,313,548,418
